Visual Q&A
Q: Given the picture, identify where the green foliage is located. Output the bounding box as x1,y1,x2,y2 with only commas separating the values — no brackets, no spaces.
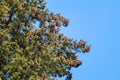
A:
0,0,90,80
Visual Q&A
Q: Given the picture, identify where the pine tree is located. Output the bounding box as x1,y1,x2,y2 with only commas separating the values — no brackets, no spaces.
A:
0,0,90,80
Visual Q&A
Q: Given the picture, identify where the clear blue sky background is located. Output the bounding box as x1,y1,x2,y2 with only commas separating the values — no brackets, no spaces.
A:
45,0,120,80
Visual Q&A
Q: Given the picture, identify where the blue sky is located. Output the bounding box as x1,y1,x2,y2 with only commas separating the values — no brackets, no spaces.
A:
46,0,120,80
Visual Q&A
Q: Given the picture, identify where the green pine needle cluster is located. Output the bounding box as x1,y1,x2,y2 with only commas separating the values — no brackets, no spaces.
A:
0,0,90,80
